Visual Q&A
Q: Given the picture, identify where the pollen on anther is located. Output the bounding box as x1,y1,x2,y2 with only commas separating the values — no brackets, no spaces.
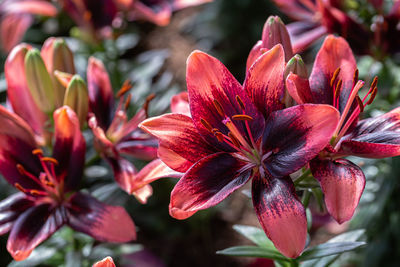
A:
330,67,341,87
14,183,27,193
214,131,224,142
232,114,253,121
200,118,213,131
124,94,132,110
213,99,225,116
370,76,378,90
356,96,364,112
16,164,25,174
353,69,359,85
116,80,133,98
32,149,43,155
235,95,245,110
366,87,378,105
41,157,59,165
334,79,342,98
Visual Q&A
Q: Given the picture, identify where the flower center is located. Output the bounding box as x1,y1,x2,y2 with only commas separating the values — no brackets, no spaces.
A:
200,95,264,167
15,149,63,202
330,68,378,148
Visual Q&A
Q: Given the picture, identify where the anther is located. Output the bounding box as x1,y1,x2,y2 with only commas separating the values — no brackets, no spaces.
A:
200,118,213,132
124,94,132,110
14,183,27,193
213,99,225,116
41,157,59,165
16,164,25,175
32,149,43,155
334,79,342,98
211,128,219,134
356,96,364,112
228,132,241,147
29,190,44,196
366,87,378,105
116,80,133,98
370,76,378,90
235,95,245,110
143,93,156,117
232,114,254,121
353,69,359,86
330,67,341,87
214,132,224,142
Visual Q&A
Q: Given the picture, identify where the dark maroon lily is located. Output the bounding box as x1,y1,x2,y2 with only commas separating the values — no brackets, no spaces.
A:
286,35,400,224
0,0,57,52
0,105,136,261
140,47,340,258
271,0,370,55
87,57,178,203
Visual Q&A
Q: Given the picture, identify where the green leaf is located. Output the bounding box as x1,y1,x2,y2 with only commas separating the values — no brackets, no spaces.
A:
216,246,289,261
299,241,366,261
233,225,275,248
301,229,365,267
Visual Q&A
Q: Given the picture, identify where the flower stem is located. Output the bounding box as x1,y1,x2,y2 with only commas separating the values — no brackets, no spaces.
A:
294,169,311,186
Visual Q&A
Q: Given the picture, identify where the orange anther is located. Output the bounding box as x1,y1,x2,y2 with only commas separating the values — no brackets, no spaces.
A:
366,87,378,105
232,114,254,121
214,132,224,142
235,95,245,110
330,67,341,87
352,69,359,86
32,149,43,155
334,79,342,98
370,76,378,90
116,80,133,98
29,190,44,196
356,96,364,112
213,99,225,116
124,94,132,110
16,164,25,175
41,157,59,165
200,118,213,132
143,93,156,117
14,183,27,193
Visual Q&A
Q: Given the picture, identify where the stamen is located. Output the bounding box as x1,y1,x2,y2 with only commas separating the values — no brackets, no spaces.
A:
330,67,341,87
232,114,254,121
29,190,46,196
366,87,377,105
235,95,245,110
353,69,359,86
228,132,241,148
223,118,252,151
213,99,225,116
214,131,224,142
334,79,342,98
16,164,25,175
370,76,378,90
211,128,219,134
143,93,156,117
356,96,364,113
116,80,133,98
14,183,27,193
200,118,213,132
32,149,43,155
124,94,132,110
41,157,59,165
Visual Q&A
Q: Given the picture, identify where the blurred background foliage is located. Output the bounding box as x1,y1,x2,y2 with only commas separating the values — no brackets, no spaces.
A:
0,0,400,266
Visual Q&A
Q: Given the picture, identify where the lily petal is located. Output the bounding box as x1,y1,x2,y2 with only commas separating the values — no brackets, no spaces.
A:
169,152,251,219
139,113,217,172
186,50,264,150
132,185,153,204
171,92,190,116
67,192,136,242
106,157,137,195
7,203,66,261
309,35,357,113
87,57,115,130
93,256,116,267
252,174,307,258
2,1,57,16
52,106,86,191
246,40,263,73
244,45,286,118
310,158,365,224
287,22,327,54
263,104,340,177
5,44,48,141
0,193,35,235
285,73,314,104
0,14,32,52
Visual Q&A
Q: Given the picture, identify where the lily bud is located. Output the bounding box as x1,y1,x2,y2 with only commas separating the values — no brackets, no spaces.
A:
63,75,89,127
24,48,55,113
54,70,74,88
262,16,293,62
284,54,308,79
42,38,76,107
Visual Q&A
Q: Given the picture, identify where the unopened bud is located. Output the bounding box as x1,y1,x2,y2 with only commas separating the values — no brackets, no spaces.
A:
63,75,89,127
24,49,55,113
54,70,74,88
262,16,293,62
42,38,76,107
284,55,308,79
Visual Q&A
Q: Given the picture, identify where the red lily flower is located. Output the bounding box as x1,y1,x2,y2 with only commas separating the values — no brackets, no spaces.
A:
0,0,57,53
286,35,400,224
87,57,178,203
93,256,116,267
272,0,370,54
140,47,340,258
0,105,136,261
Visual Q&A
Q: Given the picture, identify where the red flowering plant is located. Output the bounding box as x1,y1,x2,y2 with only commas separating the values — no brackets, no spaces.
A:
85,57,180,203
139,45,340,257
0,105,136,261
286,34,400,224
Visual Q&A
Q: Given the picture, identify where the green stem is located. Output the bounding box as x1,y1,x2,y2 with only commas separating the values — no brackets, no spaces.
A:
302,190,311,208
293,169,311,186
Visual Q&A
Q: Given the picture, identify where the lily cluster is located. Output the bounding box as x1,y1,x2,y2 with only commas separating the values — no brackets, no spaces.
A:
0,0,213,52
139,16,400,258
272,0,400,58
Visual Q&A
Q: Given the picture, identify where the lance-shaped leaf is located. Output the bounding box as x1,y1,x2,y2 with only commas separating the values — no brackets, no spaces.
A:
87,57,115,130
24,48,55,113
67,192,136,243
6,203,66,261
262,104,340,177
310,158,365,224
244,45,286,118
252,174,307,259
186,50,264,151
52,106,86,191
169,152,251,220
5,44,48,141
